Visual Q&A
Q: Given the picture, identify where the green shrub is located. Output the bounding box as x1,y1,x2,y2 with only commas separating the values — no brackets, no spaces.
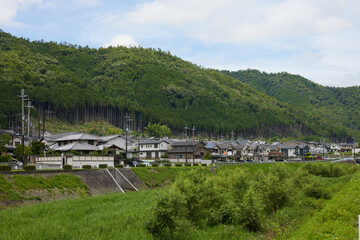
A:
160,153,168,158
0,155,10,162
0,165,11,171
203,152,212,160
201,163,207,167
115,164,123,168
164,163,171,167
139,164,146,167
99,164,107,169
23,165,36,171
185,163,191,167
193,163,199,166
175,163,182,167
63,164,72,170
82,165,91,169
152,163,159,167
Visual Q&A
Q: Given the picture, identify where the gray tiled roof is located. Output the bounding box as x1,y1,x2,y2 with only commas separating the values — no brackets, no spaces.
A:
54,133,99,142
55,142,99,151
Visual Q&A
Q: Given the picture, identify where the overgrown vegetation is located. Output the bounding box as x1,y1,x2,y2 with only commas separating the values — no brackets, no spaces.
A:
146,163,359,239
132,167,210,188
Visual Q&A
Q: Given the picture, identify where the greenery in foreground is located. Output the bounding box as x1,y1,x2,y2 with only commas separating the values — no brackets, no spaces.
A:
0,163,359,239
146,163,359,239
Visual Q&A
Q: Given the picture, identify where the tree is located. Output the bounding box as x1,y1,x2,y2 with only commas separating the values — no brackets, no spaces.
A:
145,123,171,138
0,134,11,152
30,141,45,155
14,144,31,161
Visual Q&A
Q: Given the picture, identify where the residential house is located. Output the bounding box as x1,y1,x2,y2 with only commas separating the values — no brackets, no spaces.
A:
0,129,21,155
138,139,171,159
98,134,134,158
167,141,209,161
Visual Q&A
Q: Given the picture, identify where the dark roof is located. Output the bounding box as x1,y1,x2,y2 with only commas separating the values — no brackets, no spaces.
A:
0,129,17,136
171,141,203,147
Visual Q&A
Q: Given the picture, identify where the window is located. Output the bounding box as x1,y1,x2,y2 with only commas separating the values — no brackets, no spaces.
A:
154,144,158,148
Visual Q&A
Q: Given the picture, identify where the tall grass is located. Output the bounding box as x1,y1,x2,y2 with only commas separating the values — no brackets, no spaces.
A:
0,190,158,240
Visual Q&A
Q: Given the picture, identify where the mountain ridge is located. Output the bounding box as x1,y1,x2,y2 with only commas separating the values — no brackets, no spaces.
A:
0,31,357,140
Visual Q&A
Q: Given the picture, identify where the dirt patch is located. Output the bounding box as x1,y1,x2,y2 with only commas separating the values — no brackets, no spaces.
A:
148,169,158,173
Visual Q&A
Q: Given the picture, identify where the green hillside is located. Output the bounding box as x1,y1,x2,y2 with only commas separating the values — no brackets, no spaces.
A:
223,69,360,134
0,31,356,139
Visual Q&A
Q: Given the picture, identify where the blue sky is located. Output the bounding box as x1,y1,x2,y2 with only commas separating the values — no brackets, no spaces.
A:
1,0,360,87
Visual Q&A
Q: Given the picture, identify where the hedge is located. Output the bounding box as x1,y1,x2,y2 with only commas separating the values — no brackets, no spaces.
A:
23,165,36,171
201,163,207,167
82,165,91,169
139,164,146,167
0,165,11,171
175,163,182,167
152,163,159,167
164,163,171,167
63,164,72,170
193,163,199,166
99,164,107,169
115,164,123,168
185,163,191,167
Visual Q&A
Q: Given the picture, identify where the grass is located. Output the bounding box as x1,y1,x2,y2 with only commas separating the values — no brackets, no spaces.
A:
1,163,359,240
0,174,89,207
290,173,360,239
132,166,212,188
0,190,158,240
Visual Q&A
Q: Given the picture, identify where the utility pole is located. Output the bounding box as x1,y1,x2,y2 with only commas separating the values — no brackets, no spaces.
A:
184,125,189,163
18,89,28,164
323,137,325,159
125,113,132,163
192,126,195,162
230,130,235,142
137,128,141,162
27,101,34,142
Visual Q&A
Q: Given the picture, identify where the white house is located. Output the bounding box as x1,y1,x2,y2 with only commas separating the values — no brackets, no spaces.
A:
138,139,171,159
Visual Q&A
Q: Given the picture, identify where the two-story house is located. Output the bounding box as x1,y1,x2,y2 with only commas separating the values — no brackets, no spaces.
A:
167,141,209,161
138,139,171,159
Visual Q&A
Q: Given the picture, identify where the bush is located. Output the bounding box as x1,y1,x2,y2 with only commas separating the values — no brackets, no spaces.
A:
139,164,146,167
63,164,72,170
0,165,11,171
175,163,182,167
0,155,10,162
160,153,168,158
164,163,171,167
193,163,199,166
82,165,91,169
201,163,207,167
23,165,36,171
99,164,107,169
152,163,159,167
115,164,123,168
185,163,191,167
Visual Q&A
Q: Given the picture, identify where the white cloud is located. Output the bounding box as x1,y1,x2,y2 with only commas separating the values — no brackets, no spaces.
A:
123,0,353,44
0,0,42,27
102,34,139,48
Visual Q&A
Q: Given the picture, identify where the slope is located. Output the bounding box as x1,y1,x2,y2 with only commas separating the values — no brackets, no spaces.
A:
0,31,355,139
223,69,360,133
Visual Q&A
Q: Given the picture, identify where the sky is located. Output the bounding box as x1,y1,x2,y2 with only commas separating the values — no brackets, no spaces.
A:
0,0,360,87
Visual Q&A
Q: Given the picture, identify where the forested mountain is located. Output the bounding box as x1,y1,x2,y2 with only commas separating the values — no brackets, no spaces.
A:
0,31,356,140
223,69,360,132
